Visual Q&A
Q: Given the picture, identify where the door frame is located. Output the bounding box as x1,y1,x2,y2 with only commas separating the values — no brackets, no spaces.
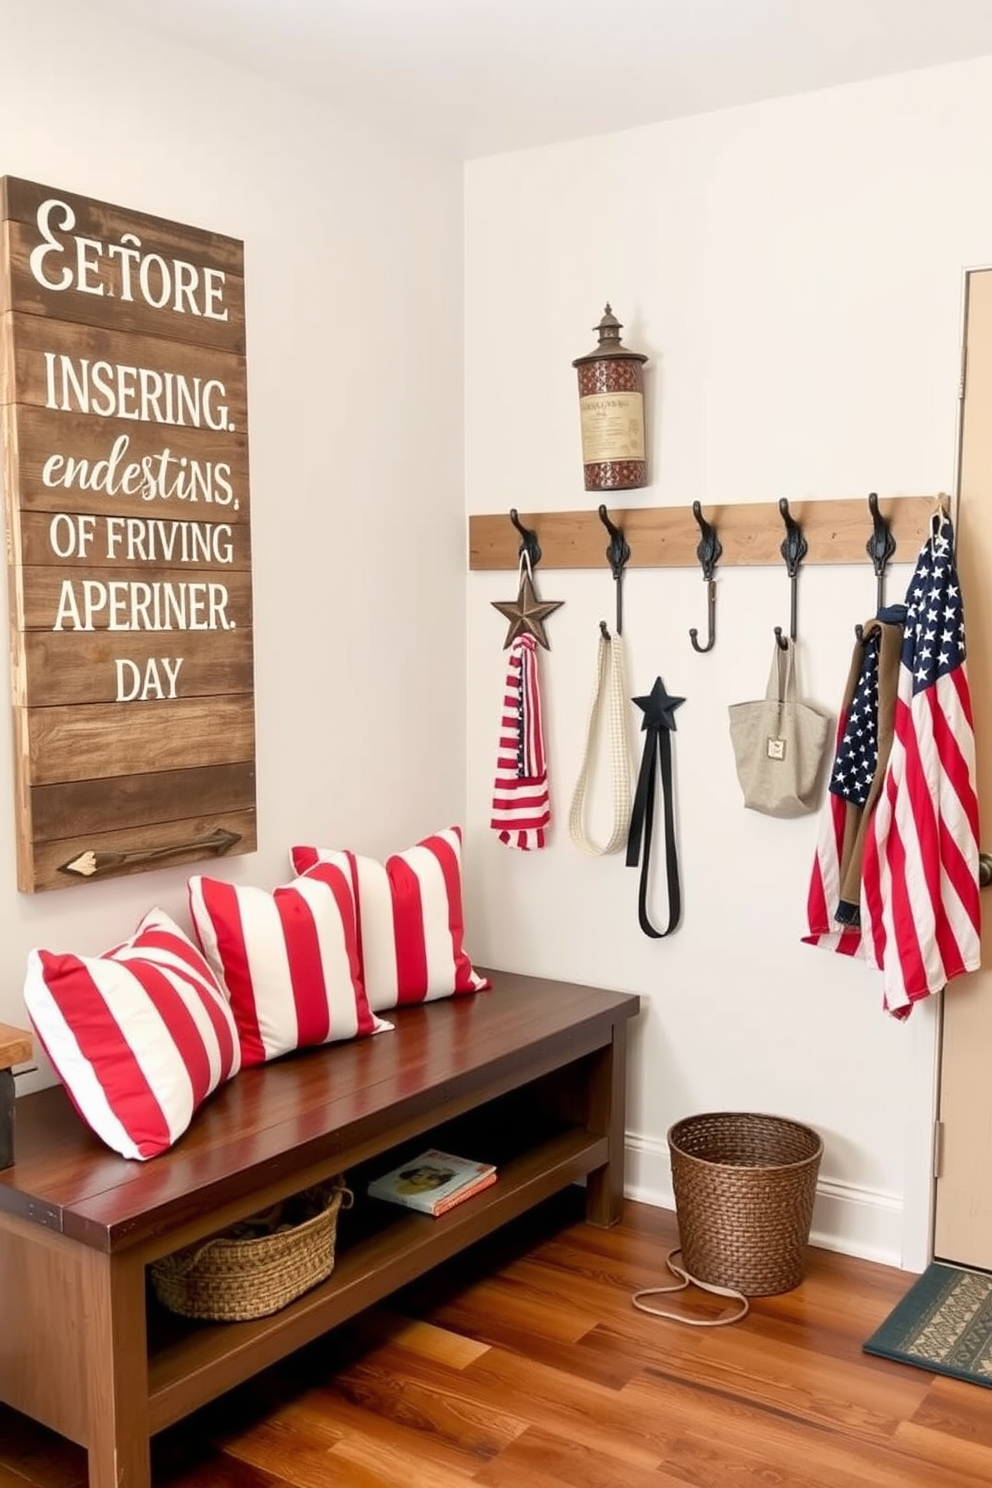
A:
896,262,992,1275
923,261,992,1271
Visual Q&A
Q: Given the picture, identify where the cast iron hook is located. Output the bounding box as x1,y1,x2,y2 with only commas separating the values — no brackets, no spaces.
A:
775,497,807,648
689,501,722,653
598,504,630,637
866,489,896,610
855,493,897,640
509,508,541,570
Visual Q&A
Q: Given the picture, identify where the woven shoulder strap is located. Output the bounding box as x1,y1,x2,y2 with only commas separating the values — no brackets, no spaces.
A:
568,629,631,856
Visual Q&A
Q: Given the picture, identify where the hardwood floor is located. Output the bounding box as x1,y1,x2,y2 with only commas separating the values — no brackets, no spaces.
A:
2,1189,991,1488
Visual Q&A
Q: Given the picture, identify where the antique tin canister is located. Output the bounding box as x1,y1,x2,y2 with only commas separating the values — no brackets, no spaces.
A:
572,305,648,491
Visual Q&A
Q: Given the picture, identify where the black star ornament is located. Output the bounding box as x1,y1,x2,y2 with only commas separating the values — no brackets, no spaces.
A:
491,570,564,650
633,677,685,732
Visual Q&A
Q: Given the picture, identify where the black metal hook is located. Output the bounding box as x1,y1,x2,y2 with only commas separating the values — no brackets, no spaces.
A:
689,501,722,653
855,493,897,640
509,509,541,570
866,489,896,609
775,497,807,648
598,504,630,636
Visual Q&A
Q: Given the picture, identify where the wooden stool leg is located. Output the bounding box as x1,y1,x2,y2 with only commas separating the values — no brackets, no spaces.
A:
585,1020,629,1227
81,1250,151,1488
0,1070,13,1170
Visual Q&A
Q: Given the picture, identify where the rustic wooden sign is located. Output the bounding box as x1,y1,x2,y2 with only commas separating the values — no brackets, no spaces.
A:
0,178,255,891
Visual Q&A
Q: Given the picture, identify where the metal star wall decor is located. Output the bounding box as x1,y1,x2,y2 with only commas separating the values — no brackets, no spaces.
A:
633,677,685,733
492,568,564,649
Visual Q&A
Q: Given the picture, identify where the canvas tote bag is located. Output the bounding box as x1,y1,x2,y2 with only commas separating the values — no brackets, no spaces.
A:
728,639,832,819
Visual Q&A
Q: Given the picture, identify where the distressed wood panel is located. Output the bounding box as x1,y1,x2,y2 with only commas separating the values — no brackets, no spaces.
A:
0,311,248,426
16,629,254,706
0,177,244,350
30,760,256,842
9,406,250,520
17,511,250,570
23,694,255,786
2,178,256,895
468,494,936,569
30,807,257,892
15,564,252,632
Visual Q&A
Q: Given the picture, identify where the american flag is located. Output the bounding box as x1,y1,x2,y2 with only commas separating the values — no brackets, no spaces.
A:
490,633,550,850
804,511,981,1016
829,629,880,810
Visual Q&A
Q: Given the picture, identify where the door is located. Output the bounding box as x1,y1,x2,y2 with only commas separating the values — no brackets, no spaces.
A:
934,266,992,1268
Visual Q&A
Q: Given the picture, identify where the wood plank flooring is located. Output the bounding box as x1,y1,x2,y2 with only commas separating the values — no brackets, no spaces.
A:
2,1190,991,1488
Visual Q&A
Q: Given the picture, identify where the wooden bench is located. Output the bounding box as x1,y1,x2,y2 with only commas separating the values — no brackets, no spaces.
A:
0,970,638,1488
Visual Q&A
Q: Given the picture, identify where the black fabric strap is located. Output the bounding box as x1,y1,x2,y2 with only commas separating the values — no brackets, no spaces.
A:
626,723,681,938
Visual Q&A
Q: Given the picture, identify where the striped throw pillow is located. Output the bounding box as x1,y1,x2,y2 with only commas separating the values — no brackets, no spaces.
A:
188,862,389,1067
290,826,490,1012
23,908,241,1161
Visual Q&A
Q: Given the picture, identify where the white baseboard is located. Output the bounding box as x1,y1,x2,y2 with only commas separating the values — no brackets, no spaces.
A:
623,1131,904,1270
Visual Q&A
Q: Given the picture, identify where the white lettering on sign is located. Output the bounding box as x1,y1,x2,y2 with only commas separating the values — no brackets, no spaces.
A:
41,435,235,506
29,199,229,320
48,512,98,559
115,657,184,702
52,579,234,632
43,354,231,430
103,517,234,564
47,513,235,564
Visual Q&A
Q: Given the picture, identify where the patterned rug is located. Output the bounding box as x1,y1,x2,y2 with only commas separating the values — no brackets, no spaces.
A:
863,1261,992,1387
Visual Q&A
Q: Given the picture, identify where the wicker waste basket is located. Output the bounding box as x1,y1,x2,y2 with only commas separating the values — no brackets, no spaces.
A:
668,1112,822,1297
151,1179,351,1322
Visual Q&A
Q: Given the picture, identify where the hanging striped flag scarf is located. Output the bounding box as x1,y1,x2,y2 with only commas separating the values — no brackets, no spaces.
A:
804,511,981,1016
491,633,550,850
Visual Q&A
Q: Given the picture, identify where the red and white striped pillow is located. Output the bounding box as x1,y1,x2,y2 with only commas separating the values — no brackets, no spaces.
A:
290,826,490,1012
23,908,241,1161
188,862,389,1067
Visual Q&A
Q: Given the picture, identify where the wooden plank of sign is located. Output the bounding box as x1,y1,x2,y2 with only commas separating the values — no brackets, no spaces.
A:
0,176,244,351
16,629,254,706
15,564,253,631
16,511,251,569
0,176,244,274
1,219,245,355
30,761,257,843
29,807,258,894
23,694,255,786
10,407,251,521
0,312,248,426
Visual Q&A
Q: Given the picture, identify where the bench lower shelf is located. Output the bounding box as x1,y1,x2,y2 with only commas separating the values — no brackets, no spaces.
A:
149,1126,606,1429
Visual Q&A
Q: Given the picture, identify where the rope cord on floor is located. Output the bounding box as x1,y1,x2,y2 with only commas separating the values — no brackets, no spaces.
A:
632,1247,749,1327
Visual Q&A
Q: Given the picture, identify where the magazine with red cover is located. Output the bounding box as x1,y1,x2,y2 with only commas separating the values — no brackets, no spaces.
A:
431,1169,498,1215
367,1148,497,1215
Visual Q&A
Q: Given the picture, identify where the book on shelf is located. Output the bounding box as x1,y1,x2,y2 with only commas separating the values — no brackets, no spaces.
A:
367,1148,497,1216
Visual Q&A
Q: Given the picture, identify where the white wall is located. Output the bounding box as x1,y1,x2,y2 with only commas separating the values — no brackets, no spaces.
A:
464,57,992,1269
0,2,465,1054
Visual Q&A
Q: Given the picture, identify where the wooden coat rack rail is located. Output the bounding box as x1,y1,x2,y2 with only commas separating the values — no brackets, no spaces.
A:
468,495,937,570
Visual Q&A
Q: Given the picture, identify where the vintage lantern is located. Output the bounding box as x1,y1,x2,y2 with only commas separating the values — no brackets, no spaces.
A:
572,304,648,491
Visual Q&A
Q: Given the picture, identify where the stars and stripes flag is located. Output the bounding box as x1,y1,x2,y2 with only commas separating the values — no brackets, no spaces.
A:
491,633,551,850
804,510,981,1016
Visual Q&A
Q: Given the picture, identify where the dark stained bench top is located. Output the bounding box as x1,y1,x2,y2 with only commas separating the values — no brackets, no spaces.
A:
1,971,639,1253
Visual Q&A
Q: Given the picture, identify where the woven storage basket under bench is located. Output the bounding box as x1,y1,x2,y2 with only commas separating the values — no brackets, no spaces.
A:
151,1180,351,1322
